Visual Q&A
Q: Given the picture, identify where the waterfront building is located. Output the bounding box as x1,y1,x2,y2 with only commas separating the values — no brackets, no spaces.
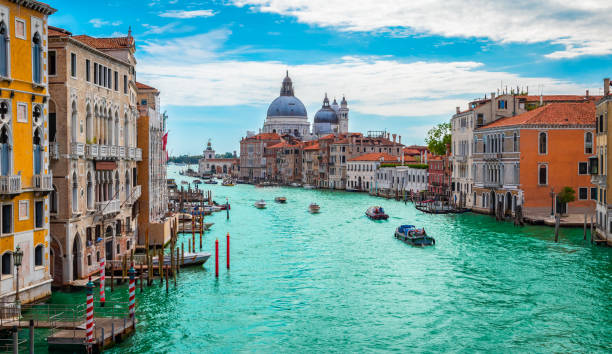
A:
198,139,239,176
48,26,141,285
328,134,352,189
472,102,596,219
262,72,310,137
136,82,171,247
302,141,320,186
593,78,612,245
347,153,399,192
428,155,451,200
313,94,349,136
0,0,56,303
267,137,302,184
239,132,280,182
375,165,428,196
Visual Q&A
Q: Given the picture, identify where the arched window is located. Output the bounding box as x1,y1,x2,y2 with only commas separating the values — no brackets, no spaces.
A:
71,102,78,142
585,132,593,154
0,22,8,77
32,33,42,84
123,114,129,147
86,105,93,142
86,172,93,210
72,172,78,212
33,128,42,174
34,244,43,266
114,113,119,146
0,126,9,176
538,132,547,154
539,164,547,185
1,252,11,275
50,185,58,214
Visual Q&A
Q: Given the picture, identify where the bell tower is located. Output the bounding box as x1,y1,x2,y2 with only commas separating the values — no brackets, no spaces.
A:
339,96,349,134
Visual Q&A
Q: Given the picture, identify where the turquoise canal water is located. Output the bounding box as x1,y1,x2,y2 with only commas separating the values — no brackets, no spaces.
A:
41,165,611,352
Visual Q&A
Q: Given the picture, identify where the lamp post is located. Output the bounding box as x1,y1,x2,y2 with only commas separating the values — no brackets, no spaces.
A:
549,187,555,217
14,246,23,303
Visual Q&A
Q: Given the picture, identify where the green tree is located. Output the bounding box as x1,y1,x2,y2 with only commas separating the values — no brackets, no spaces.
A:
425,122,451,156
557,186,576,205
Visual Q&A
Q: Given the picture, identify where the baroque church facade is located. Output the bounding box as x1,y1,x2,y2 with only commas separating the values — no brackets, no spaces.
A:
261,72,349,138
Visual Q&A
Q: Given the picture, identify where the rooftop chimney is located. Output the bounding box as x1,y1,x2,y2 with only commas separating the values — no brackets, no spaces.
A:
605,78,610,96
586,89,589,97
392,134,396,144
456,106,460,114
398,135,401,145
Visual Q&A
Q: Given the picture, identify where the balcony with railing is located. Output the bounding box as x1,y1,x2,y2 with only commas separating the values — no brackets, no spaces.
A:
135,148,142,161
96,199,120,215
128,147,135,160
99,145,109,159
483,181,501,188
128,185,142,204
50,142,59,160
119,146,126,159
32,173,53,192
0,175,21,194
70,142,85,158
483,153,501,160
110,145,118,159
85,144,99,159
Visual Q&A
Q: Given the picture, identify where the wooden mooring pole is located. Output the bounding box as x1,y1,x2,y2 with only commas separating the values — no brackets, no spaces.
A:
554,213,560,242
584,212,587,240
139,263,143,293
591,215,594,244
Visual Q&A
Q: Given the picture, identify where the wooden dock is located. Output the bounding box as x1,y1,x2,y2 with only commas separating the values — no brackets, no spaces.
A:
47,317,135,351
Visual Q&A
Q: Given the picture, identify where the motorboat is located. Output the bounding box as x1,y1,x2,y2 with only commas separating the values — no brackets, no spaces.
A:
222,179,235,186
394,225,435,246
309,203,320,213
181,181,189,185
275,197,287,203
303,185,316,190
366,206,389,220
194,180,202,184
254,200,267,209
290,182,301,187
204,179,218,185
153,252,211,267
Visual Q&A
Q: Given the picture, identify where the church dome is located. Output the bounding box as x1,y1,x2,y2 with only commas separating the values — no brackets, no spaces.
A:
266,71,308,118
314,94,338,124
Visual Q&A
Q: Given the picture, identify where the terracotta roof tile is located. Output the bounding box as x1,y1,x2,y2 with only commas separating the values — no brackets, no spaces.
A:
479,102,595,129
72,35,134,50
349,152,399,162
518,95,602,103
48,26,71,37
304,143,320,151
136,82,157,90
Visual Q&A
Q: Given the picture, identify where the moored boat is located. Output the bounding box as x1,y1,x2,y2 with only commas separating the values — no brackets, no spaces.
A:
153,252,211,267
254,200,267,209
303,184,316,190
194,180,202,184
394,225,435,246
222,179,235,186
204,179,218,184
275,197,287,203
366,206,389,220
309,203,320,213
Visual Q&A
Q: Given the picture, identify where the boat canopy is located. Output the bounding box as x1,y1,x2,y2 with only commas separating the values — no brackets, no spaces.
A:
398,225,416,233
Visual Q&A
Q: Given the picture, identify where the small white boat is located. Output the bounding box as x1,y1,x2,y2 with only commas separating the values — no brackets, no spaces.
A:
290,182,301,187
254,200,267,209
153,252,211,266
304,185,316,190
309,203,320,213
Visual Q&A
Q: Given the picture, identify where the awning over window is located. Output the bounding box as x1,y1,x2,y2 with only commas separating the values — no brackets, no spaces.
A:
95,161,117,171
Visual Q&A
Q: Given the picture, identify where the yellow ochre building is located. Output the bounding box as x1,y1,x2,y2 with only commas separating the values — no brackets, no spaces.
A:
0,0,56,303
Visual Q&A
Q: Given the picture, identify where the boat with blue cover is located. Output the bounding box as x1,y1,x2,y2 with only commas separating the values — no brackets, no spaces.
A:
394,225,435,246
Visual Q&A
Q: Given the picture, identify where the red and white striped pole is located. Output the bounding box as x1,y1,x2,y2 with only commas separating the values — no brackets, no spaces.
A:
85,277,95,344
99,258,105,307
128,263,136,320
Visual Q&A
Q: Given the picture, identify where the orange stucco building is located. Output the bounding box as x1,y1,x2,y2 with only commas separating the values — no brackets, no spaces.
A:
473,102,596,218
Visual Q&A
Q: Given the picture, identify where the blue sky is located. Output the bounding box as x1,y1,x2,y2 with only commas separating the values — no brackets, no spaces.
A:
49,0,612,155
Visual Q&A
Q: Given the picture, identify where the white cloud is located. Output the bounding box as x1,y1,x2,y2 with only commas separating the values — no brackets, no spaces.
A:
159,9,215,19
230,0,612,59
89,18,122,28
137,33,594,119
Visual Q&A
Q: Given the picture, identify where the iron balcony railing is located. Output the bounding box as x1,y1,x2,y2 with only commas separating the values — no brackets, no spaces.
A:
85,144,99,159
32,173,53,191
0,175,21,194
50,142,59,160
135,148,142,161
128,185,141,205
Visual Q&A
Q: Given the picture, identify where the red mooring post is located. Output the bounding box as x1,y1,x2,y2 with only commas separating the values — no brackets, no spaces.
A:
215,238,219,277
226,232,230,269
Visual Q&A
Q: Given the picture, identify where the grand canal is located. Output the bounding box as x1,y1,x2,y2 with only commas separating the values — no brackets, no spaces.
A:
42,165,611,352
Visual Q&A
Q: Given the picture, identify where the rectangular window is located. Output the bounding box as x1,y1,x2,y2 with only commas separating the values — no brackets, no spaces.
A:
2,204,12,234
123,75,128,94
538,164,547,185
15,18,26,39
94,63,98,84
86,59,90,82
17,102,27,123
18,200,29,221
108,68,112,89
48,51,56,76
578,162,588,175
35,246,43,266
591,187,597,200
35,200,44,229
579,187,588,200
103,67,107,87
70,53,77,78
114,71,118,91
